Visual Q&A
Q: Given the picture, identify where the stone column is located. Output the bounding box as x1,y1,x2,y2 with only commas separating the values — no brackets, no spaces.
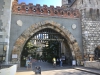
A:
59,41,62,57
0,0,12,64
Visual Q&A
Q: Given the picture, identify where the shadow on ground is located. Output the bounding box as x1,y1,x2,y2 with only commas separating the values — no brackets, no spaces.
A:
17,61,73,72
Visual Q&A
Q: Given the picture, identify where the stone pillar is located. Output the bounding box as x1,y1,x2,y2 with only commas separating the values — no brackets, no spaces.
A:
60,41,62,57
0,0,12,64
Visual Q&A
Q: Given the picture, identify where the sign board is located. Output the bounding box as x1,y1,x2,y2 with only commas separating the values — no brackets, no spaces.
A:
35,66,41,74
4,45,7,51
72,60,76,66
12,54,17,58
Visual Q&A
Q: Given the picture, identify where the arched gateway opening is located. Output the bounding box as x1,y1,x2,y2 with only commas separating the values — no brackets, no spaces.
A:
12,21,82,67
21,28,71,66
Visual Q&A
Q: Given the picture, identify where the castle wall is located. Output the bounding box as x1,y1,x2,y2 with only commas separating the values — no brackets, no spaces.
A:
71,0,100,60
72,0,100,9
10,14,83,61
0,0,5,61
81,9,100,60
0,0,100,64
0,0,12,64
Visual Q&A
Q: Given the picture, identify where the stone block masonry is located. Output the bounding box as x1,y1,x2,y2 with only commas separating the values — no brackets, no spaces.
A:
81,9,100,60
0,0,12,64
0,0,4,32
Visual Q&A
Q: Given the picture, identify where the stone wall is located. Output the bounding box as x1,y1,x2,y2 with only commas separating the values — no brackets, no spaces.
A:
0,0,5,56
10,14,83,61
84,61,100,69
71,0,100,60
10,20,82,66
72,0,100,9
0,0,4,32
81,9,100,60
0,0,12,64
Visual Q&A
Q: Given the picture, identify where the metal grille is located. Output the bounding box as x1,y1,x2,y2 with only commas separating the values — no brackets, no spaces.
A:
31,28,64,42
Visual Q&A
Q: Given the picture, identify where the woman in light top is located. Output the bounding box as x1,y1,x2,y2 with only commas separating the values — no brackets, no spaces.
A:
26,57,31,70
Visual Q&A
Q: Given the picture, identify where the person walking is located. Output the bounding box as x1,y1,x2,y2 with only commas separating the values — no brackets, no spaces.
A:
56,58,59,66
29,56,33,69
53,57,56,67
59,58,63,67
26,57,31,70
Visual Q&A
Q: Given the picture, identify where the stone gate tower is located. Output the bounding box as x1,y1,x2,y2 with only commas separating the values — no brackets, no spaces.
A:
62,0,75,8
61,0,100,61
71,0,100,60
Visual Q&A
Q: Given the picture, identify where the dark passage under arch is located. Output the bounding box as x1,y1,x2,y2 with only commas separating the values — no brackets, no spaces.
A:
21,28,72,66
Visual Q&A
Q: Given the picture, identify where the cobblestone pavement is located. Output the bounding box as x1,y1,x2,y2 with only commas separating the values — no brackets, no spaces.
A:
15,61,96,75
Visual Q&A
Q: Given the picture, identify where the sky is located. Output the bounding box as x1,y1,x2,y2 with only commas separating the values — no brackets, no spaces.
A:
18,0,62,7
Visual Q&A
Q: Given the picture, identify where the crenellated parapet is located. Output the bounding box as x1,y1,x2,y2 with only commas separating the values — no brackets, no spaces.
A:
12,2,80,18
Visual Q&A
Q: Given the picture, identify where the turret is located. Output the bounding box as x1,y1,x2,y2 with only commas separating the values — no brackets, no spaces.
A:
62,0,76,8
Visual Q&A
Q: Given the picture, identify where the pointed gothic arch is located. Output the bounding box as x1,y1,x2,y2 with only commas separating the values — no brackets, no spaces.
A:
11,20,82,66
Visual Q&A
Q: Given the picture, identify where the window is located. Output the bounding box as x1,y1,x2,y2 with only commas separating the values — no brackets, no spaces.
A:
94,46,100,60
61,11,64,15
68,0,71,3
82,0,83,4
73,13,76,16
90,8,93,16
18,7,20,11
48,10,50,14
0,35,3,38
68,12,70,16
55,11,57,14
33,9,36,12
97,9,99,17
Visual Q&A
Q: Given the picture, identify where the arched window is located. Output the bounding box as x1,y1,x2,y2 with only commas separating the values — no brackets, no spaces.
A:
48,10,50,14
97,9,99,17
61,11,64,15
55,11,57,14
73,13,76,16
33,8,36,12
89,0,91,4
94,46,100,60
90,8,93,17
41,9,43,13
18,7,20,11
68,12,70,16
68,0,71,3
82,0,83,4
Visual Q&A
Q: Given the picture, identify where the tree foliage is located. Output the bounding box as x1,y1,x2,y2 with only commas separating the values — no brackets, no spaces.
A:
42,41,60,63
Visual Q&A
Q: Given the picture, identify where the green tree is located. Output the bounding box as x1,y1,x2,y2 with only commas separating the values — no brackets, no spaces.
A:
42,41,60,63
21,41,38,66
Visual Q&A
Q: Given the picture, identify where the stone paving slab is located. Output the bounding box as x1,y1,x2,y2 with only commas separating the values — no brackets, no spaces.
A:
16,68,96,75
15,62,98,75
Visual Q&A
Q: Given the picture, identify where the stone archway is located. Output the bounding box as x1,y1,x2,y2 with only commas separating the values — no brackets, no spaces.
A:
12,20,82,66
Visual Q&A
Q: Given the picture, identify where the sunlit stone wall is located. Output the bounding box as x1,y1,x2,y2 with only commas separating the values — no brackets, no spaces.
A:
81,9,100,60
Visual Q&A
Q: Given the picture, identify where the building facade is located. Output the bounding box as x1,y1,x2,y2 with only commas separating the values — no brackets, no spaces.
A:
0,0,100,66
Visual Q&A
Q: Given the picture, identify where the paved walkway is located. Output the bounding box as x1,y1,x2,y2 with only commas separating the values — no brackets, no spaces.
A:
74,66,100,74
15,61,100,75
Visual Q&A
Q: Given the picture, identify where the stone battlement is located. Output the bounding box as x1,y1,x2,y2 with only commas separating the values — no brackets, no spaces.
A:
12,1,80,18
